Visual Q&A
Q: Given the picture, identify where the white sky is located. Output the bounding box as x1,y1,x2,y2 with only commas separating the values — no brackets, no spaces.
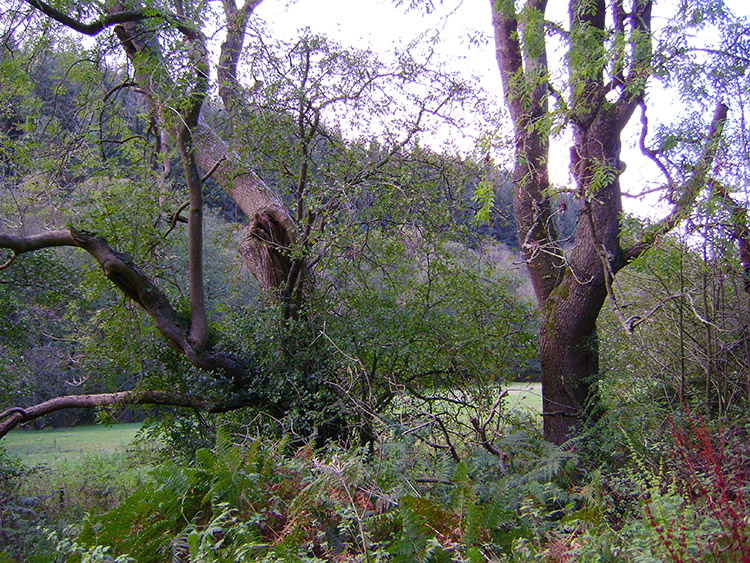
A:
253,0,748,218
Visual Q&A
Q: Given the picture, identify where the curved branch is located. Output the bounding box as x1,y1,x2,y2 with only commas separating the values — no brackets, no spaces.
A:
624,102,729,263
23,0,201,39
1,228,189,346
23,0,149,36
0,391,251,439
165,200,190,237
637,101,674,186
0,228,245,377
0,251,16,271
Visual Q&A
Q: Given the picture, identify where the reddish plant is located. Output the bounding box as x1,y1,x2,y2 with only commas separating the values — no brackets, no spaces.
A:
661,409,750,561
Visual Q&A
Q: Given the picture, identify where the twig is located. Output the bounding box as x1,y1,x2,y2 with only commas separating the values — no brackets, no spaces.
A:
0,252,16,271
414,477,455,486
164,201,190,237
200,155,226,182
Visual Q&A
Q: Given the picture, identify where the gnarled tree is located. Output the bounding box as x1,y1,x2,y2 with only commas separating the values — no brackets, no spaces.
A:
0,0,474,437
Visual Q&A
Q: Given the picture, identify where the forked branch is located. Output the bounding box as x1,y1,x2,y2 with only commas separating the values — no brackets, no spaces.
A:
0,228,245,377
22,0,201,39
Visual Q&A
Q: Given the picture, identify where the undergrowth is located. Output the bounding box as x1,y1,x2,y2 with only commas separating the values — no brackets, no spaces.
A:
0,438,158,562
3,406,750,562
47,425,585,562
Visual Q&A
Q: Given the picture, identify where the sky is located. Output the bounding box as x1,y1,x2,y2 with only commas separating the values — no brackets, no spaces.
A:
255,0,503,92
251,0,747,218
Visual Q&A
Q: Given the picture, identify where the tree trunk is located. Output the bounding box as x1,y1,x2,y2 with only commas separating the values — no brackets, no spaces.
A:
540,275,606,443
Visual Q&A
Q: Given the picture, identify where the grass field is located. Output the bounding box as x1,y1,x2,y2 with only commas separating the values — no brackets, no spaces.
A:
504,381,543,415
4,422,144,467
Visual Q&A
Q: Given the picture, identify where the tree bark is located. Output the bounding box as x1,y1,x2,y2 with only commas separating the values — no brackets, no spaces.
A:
490,0,727,444
110,3,304,304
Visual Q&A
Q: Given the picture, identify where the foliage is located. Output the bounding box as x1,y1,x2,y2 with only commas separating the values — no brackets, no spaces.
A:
318,228,536,445
0,16,534,444
565,409,750,562
600,227,750,420
0,432,157,562
1,0,750,559
61,420,587,562
4,407,749,562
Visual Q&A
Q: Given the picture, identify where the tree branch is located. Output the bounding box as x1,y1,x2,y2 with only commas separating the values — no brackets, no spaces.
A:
175,30,211,352
218,0,265,107
24,0,202,40
624,102,729,263
0,228,246,377
712,180,750,296
23,0,149,36
490,0,562,303
2,228,187,345
613,0,652,128
0,391,250,439
111,8,299,299
489,0,526,125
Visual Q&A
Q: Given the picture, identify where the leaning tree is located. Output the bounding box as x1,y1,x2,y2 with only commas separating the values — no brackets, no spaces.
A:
0,0,473,436
487,0,747,443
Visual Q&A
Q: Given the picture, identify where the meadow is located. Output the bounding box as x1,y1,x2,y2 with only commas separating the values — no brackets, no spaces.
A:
4,422,144,466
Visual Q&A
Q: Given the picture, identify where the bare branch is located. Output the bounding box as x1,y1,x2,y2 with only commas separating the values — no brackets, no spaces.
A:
469,391,508,468
0,391,250,439
637,101,674,186
165,201,190,237
201,155,227,182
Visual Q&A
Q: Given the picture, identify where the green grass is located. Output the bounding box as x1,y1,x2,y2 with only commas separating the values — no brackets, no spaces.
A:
4,422,144,467
2,388,542,469
504,382,543,415
2,423,158,535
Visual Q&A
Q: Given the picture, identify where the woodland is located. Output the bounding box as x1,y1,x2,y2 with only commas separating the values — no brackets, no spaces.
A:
0,0,749,560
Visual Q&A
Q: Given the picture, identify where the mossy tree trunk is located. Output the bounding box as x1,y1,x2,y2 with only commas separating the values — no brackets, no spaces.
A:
489,0,728,443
